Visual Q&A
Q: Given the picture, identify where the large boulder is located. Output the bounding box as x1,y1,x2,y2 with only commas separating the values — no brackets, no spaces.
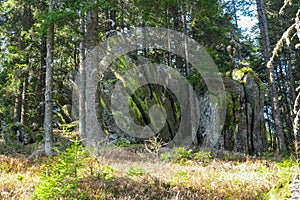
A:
197,68,267,155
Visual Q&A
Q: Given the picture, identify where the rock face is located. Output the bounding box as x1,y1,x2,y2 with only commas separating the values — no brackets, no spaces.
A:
220,75,267,155
87,65,267,155
196,68,267,155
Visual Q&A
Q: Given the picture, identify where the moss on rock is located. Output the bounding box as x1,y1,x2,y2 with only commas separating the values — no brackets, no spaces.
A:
232,67,263,91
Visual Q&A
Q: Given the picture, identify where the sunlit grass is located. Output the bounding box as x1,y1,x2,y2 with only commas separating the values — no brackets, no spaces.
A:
0,155,41,199
0,133,298,199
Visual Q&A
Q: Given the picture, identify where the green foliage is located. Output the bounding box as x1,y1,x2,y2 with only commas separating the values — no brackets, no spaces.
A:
161,147,212,165
0,161,10,173
277,158,300,168
161,147,191,164
16,174,24,181
35,133,44,142
175,148,193,163
265,158,300,199
1,122,33,144
59,122,78,133
115,137,131,147
185,69,208,95
31,140,90,200
126,166,146,177
232,67,263,91
194,151,212,164
98,165,115,181
171,171,190,186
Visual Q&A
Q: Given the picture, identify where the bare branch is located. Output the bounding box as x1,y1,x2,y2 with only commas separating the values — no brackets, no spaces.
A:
279,0,293,14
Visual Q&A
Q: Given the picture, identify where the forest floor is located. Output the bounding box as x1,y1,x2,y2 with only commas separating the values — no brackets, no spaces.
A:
0,130,299,200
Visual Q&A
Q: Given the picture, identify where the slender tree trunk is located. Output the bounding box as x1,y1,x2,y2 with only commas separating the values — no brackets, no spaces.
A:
79,16,86,139
14,5,33,124
44,0,54,156
85,8,99,147
232,0,239,28
278,62,294,150
256,0,287,151
39,38,47,127
173,2,183,72
166,7,172,67
21,71,29,124
285,49,297,138
14,82,23,122
294,87,300,143
182,5,190,75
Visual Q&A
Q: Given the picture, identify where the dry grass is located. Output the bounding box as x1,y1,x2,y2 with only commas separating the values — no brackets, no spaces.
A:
84,147,281,199
0,155,42,199
0,133,298,199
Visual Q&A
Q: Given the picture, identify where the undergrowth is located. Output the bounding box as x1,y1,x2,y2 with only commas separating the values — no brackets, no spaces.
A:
0,136,299,199
31,139,90,200
161,147,212,165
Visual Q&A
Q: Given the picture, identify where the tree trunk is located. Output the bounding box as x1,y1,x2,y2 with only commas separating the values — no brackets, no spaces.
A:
79,16,86,139
38,38,47,127
14,82,23,122
14,5,33,124
294,87,300,143
256,0,287,152
44,0,54,156
21,71,29,124
173,2,184,72
85,8,99,147
182,4,190,75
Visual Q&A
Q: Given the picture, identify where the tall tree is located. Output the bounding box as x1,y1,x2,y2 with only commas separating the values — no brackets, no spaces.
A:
79,15,86,140
256,0,287,152
44,0,54,156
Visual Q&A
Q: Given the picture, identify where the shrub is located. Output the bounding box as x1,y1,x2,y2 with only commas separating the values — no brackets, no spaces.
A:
161,147,192,164
31,140,89,200
126,166,146,177
161,147,212,165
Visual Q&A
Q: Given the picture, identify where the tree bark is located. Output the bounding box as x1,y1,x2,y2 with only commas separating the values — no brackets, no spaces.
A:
14,81,23,122
21,71,29,124
256,0,287,152
79,16,86,139
44,0,54,156
182,4,190,75
85,7,99,147
39,38,47,127
294,87,300,143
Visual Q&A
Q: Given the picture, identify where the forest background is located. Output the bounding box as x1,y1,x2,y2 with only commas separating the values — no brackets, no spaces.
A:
0,0,300,199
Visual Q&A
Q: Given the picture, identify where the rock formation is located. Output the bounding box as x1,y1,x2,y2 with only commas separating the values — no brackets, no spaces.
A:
86,66,267,155
196,68,267,155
